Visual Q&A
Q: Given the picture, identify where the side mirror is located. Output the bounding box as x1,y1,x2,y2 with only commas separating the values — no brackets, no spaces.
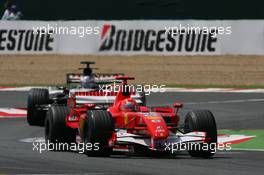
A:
173,102,183,114
173,102,183,108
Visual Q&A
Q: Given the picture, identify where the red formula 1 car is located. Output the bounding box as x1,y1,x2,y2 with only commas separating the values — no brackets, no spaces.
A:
45,76,217,158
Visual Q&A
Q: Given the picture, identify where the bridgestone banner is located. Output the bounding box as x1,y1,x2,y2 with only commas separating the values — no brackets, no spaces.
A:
0,20,263,55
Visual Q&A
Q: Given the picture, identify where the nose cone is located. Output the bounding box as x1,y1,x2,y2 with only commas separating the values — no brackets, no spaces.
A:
143,115,169,139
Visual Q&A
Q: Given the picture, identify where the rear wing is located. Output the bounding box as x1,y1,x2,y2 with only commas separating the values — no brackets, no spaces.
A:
72,90,142,105
66,73,125,84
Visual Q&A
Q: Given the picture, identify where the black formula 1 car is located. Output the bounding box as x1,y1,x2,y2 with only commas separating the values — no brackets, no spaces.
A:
27,62,146,126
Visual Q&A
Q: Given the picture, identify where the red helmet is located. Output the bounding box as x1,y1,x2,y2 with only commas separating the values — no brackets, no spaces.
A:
119,98,138,112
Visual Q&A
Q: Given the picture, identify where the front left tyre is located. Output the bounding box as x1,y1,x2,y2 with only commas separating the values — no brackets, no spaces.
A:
45,105,76,151
27,88,49,126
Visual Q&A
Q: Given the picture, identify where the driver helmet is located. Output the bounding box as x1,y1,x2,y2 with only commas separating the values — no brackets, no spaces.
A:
119,98,138,112
83,68,92,76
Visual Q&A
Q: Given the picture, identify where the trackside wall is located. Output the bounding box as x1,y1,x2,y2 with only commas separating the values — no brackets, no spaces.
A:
0,20,263,55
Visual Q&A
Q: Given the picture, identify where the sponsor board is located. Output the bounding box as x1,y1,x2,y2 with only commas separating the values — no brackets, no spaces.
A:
0,29,54,52
98,22,221,55
0,20,264,55
0,21,57,54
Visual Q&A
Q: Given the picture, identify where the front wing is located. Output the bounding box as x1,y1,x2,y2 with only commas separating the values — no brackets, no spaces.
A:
116,130,207,152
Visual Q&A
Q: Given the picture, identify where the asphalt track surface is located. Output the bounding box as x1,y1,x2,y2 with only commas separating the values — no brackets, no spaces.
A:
0,91,264,174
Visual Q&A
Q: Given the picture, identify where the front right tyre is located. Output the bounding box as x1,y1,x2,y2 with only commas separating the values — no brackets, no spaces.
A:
184,110,217,158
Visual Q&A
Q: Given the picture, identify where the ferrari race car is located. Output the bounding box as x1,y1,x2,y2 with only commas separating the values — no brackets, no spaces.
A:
44,76,217,158
27,62,146,126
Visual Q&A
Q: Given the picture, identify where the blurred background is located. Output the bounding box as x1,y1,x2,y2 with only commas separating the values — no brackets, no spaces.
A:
1,0,263,20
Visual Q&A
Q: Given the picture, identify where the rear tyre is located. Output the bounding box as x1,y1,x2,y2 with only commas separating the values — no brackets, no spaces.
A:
27,88,49,126
45,105,76,151
184,110,217,158
83,110,114,157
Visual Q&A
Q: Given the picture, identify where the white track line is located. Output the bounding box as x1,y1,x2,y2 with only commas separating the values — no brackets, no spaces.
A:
185,98,264,105
165,88,264,93
0,87,45,91
0,108,27,114
231,148,264,152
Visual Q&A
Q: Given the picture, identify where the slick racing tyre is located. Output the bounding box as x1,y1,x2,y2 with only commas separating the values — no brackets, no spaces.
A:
184,110,217,158
83,110,114,157
45,105,76,151
27,88,49,126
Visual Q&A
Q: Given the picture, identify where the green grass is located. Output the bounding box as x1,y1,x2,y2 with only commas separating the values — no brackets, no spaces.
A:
219,130,264,150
